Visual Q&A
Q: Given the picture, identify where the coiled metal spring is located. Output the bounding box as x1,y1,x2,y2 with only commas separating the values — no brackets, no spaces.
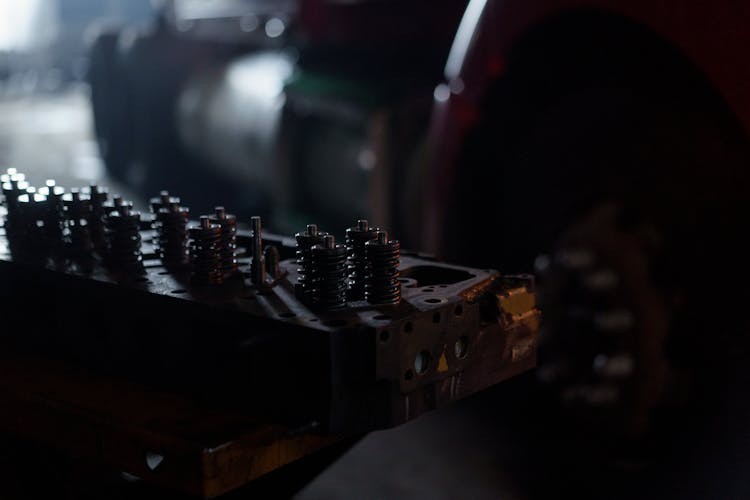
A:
189,215,223,285
209,207,238,275
295,224,327,305
155,201,190,267
345,219,379,301
105,204,144,273
312,234,348,309
63,189,94,260
365,231,401,304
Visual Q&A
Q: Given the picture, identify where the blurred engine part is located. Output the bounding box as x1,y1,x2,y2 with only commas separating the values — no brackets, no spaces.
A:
422,1,750,497
0,0,152,93
88,0,467,240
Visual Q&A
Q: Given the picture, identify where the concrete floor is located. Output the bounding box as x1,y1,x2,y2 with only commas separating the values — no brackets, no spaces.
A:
0,88,525,500
295,404,524,500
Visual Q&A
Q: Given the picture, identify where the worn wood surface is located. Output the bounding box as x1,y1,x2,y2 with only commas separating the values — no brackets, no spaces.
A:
0,353,340,498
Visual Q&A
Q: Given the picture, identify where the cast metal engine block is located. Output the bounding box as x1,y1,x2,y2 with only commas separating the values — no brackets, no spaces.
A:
0,171,538,497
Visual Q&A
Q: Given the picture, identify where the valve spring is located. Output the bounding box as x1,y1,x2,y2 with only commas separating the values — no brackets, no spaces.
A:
105,205,144,273
0,168,24,197
86,184,109,252
208,207,238,274
63,190,94,258
155,202,190,266
365,231,401,304
2,174,29,243
15,190,48,259
189,215,223,285
38,181,65,254
64,190,91,220
312,235,348,309
345,219,379,301
294,224,327,305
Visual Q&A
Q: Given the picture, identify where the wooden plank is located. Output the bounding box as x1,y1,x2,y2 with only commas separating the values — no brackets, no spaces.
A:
0,353,340,498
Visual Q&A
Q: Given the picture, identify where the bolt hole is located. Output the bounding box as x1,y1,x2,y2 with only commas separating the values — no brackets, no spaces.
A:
414,350,432,375
379,330,390,343
439,285,448,288
454,304,464,316
398,277,419,288
158,271,171,275
279,312,296,318
425,298,442,304
454,336,469,359
403,322,413,333
404,369,414,381
423,288,434,292
309,318,319,322
373,314,391,321
171,289,186,294
432,312,441,323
